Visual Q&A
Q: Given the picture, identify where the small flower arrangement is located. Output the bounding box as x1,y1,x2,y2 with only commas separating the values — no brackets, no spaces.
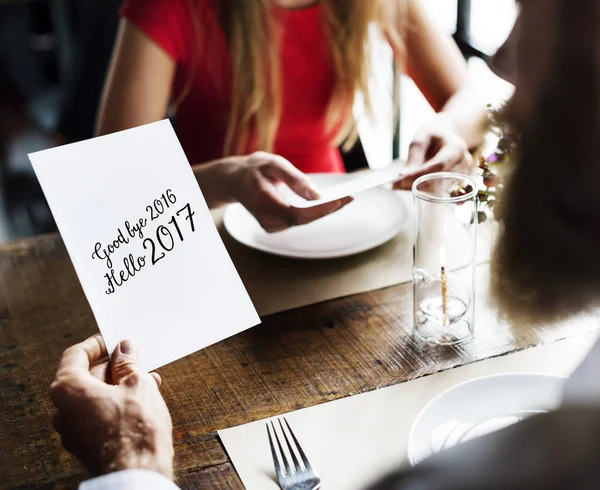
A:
475,104,518,223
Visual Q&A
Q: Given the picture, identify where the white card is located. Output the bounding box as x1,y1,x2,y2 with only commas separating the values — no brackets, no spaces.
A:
29,120,260,371
286,168,402,208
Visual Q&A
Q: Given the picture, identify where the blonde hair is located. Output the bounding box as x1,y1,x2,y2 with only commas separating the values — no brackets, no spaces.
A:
184,0,404,157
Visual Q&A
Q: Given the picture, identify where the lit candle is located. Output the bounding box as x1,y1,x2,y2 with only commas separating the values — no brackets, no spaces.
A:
440,246,448,326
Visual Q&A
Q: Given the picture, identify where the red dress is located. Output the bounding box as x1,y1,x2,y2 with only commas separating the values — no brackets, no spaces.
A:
120,0,346,174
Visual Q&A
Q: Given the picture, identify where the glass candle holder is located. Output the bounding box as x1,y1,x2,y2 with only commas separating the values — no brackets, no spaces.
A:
412,172,477,345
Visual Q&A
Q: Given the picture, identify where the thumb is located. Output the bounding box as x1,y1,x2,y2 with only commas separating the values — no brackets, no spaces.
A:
406,133,431,167
111,339,143,386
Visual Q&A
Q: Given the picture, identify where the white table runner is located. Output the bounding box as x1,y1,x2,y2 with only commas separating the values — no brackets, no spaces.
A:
219,331,599,490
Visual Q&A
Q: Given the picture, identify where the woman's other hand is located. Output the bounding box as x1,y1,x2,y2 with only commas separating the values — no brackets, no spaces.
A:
394,115,473,190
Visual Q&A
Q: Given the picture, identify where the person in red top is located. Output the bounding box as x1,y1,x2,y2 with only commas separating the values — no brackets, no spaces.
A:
97,0,487,232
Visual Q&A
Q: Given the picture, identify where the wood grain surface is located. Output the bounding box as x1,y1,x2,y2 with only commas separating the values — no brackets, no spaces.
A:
0,234,598,489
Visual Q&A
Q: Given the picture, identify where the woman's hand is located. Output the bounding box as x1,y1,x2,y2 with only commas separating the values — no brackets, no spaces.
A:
229,151,353,233
394,115,474,190
50,335,174,479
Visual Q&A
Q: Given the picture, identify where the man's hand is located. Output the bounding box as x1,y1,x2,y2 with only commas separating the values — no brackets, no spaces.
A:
50,335,174,479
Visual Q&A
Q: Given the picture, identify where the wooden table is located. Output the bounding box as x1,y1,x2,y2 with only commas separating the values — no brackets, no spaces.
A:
1,234,598,489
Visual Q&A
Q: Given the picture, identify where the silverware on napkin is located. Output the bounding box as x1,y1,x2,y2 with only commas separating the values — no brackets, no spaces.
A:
267,417,321,490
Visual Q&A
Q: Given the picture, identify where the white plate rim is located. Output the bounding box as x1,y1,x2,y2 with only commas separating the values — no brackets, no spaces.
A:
407,372,567,466
223,178,408,260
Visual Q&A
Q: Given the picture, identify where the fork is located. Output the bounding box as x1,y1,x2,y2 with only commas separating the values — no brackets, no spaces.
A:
266,417,322,490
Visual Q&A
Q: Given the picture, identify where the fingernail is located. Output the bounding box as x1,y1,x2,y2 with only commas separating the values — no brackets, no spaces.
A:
303,188,318,200
120,339,136,355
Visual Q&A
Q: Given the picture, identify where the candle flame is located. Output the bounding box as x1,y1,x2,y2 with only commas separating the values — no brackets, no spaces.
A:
439,246,447,266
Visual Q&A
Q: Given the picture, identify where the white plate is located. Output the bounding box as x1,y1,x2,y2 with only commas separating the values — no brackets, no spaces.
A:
407,373,566,466
223,173,408,259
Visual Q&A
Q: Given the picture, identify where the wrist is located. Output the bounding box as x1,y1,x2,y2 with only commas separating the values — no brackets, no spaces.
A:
434,111,482,151
220,155,249,204
192,155,246,207
112,448,174,480
434,111,460,129
100,431,174,480
439,91,489,148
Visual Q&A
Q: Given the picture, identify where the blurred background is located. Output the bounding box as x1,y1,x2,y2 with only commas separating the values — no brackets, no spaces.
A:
0,0,516,243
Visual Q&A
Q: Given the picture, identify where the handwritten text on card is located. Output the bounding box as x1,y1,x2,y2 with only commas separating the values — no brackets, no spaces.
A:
91,189,197,295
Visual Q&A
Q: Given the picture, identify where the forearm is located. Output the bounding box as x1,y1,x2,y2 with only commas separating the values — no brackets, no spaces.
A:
192,157,241,208
438,88,489,149
399,0,488,151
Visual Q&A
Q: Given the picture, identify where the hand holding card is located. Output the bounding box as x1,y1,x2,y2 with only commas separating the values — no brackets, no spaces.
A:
30,120,259,371
227,151,353,232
